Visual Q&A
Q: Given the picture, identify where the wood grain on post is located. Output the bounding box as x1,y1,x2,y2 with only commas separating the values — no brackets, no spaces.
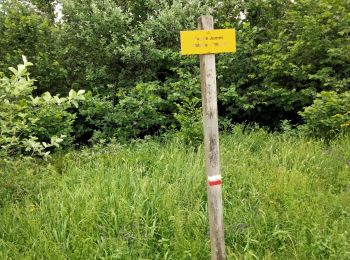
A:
198,15,226,260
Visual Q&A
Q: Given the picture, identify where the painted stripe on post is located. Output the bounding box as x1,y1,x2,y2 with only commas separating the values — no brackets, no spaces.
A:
208,175,222,186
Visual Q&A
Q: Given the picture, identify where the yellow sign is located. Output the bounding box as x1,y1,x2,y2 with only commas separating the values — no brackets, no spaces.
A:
180,29,236,55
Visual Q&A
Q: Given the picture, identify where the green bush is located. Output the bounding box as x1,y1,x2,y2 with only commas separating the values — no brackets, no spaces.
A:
74,92,125,144
75,65,203,144
0,57,85,159
0,0,67,95
115,82,169,139
75,82,172,143
299,91,350,139
173,97,203,145
216,0,350,128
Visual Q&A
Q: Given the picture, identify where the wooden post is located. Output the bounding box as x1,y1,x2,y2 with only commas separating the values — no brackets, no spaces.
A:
198,15,226,260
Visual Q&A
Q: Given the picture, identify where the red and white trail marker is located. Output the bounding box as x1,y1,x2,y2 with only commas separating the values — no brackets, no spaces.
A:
208,175,222,187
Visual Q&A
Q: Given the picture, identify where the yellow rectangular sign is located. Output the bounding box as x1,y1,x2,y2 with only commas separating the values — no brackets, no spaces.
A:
180,29,236,55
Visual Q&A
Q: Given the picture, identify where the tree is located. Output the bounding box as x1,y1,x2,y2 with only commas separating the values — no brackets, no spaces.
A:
57,0,211,93
28,0,56,22
0,0,66,95
216,0,350,128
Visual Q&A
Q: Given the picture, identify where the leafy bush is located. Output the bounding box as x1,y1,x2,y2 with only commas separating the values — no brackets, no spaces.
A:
0,57,85,159
216,0,350,128
75,82,169,143
299,91,350,139
115,82,169,139
0,0,67,95
173,97,203,145
73,93,116,144
75,65,203,144
58,0,211,94
2,0,349,132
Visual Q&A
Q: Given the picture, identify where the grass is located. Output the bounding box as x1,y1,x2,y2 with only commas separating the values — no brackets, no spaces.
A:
1,126,350,259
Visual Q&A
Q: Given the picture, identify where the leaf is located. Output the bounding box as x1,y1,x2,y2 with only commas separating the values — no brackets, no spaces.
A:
72,100,78,108
42,92,53,102
17,64,26,76
68,89,77,99
22,55,28,64
30,96,41,105
77,90,85,95
8,67,17,76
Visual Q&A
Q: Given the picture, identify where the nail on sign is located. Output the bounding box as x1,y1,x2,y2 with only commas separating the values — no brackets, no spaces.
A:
180,29,236,55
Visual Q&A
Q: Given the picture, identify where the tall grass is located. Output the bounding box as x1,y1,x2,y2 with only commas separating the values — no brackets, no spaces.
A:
1,126,350,259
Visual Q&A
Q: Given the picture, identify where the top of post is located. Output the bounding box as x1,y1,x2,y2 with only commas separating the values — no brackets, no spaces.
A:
198,15,214,30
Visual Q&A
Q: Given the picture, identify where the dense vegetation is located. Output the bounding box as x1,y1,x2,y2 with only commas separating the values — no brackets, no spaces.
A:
1,1,349,258
1,129,350,258
1,0,349,155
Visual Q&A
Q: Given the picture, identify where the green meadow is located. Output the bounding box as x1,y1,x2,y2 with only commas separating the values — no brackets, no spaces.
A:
1,127,350,259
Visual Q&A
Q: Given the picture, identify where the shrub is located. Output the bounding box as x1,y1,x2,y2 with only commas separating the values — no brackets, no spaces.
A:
73,92,118,144
299,91,350,139
173,97,203,146
73,64,202,144
217,0,350,128
75,82,170,143
0,0,67,95
0,56,85,159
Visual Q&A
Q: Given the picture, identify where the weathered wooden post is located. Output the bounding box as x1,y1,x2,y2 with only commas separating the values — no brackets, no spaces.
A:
180,15,236,260
198,15,226,260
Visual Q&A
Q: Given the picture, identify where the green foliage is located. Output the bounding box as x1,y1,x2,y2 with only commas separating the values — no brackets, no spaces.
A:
217,0,350,128
75,82,168,143
1,129,350,258
28,0,56,22
162,64,203,144
115,82,169,139
1,0,349,141
299,91,350,139
73,93,115,144
0,0,66,95
27,89,85,145
0,57,84,158
74,65,202,143
174,97,203,146
58,0,211,94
